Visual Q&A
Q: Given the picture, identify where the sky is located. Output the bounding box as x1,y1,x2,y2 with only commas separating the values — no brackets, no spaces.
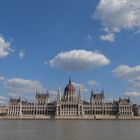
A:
0,0,140,104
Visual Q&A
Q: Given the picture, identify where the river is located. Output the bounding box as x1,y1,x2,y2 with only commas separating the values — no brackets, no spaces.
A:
0,120,139,140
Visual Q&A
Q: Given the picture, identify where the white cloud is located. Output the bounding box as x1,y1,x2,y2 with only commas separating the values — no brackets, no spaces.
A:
49,50,110,71
0,96,6,100
19,50,25,59
72,82,89,93
0,36,14,58
113,65,140,79
124,91,140,97
0,100,6,104
129,77,140,89
72,82,83,89
0,77,43,96
93,0,140,34
48,90,57,101
113,65,140,97
100,33,115,42
0,76,5,81
8,93,20,98
88,80,99,86
0,96,7,104
5,78,42,95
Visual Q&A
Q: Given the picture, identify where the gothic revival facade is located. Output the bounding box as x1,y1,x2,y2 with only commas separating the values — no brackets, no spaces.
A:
8,79,133,119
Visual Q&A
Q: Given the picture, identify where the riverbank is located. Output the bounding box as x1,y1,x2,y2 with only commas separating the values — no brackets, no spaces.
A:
0,115,140,120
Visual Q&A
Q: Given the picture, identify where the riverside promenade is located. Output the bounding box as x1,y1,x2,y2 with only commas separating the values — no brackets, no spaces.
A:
0,115,139,120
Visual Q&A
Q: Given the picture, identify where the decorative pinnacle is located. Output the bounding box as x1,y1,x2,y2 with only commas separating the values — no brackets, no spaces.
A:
69,77,71,84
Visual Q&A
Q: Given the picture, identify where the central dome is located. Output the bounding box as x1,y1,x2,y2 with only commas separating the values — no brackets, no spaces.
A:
64,78,75,96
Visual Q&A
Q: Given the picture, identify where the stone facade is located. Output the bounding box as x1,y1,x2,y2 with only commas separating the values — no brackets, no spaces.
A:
0,106,8,116
8,79,134,119
132,104,140,116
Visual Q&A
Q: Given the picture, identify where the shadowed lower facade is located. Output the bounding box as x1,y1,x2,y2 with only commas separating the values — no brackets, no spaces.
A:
8,78,133,119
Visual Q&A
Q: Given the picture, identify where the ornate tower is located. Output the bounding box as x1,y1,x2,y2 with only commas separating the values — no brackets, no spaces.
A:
90,90,94,104
63,78,75,101
78,87,82,101
57,86,61,102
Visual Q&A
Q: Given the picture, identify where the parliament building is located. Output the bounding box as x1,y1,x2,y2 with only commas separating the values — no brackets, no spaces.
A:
8,78,133,119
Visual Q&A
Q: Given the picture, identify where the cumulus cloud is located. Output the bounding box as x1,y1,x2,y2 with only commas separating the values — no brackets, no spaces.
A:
124,91,140,97
6,78,42,95
72,82,83,89
48,90,57,101
0,36,14,58
0,96,7,104
0,77,43,96
100,33,115,42
72,82,89,93
129,77,140,89
0,96,7,100
49,50,110,71
0,100,6,104
113,65,140,79
93,0,140,37
0,76,5,81
88,80,99,86
113,65,140,97
19,49,25,59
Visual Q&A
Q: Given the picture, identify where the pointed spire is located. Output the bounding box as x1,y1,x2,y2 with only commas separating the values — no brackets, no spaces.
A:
69,77,71,84
57,86,61,101
10,96,12,102
35,88,38,97
128,97,130,102
58,86,61,93
78,87,81,101
91,90,94,96
119,97,121,101
46,89,49,97
101,89,104,98
90,90,94,103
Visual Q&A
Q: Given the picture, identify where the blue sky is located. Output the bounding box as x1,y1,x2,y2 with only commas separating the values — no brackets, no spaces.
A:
0,0,140,104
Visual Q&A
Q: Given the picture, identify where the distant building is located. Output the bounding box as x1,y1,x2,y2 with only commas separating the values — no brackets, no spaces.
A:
132,104,140,116
0,106,8,116
118,98,132,117
8,78,134,119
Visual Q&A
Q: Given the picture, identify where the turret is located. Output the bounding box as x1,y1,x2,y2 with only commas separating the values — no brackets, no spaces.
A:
78,87,82,101
69,77,71,84
19,97,21,102
57,86,61,102
90,90,94,103
35,89,49,104
35,88,39,98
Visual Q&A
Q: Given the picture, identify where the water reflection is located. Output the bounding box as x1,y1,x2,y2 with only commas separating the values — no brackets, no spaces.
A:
0,120,140,140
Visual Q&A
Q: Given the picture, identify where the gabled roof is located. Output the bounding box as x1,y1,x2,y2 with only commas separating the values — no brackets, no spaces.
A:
119,98,130,105
36,93,49,99
93,93,104,99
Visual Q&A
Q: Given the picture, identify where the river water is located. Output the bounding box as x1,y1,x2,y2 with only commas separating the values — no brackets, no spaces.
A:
0,120,140,140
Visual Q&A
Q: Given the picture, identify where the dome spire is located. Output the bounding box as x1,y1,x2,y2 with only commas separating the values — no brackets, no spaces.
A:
64,77,75,100
69,77,71,84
